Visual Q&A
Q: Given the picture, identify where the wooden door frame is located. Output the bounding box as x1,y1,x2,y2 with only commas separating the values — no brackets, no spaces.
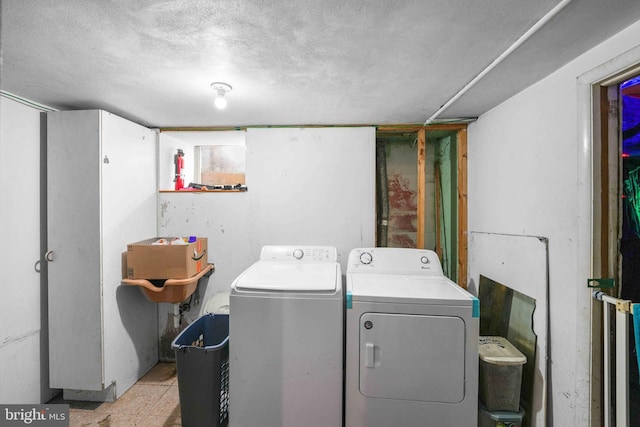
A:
577,45,640,425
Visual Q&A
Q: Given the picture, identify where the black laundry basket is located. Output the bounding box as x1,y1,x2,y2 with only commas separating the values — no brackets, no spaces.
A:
171,313,229,427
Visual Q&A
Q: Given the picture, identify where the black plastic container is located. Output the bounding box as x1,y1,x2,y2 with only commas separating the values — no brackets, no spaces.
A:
171,313,229,427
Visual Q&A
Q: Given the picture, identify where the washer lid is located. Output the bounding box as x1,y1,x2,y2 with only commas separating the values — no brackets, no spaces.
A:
349,274,473,305
234,261,339,291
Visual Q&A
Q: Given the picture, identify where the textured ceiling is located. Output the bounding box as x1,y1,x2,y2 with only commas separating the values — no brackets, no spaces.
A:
2,0,640,128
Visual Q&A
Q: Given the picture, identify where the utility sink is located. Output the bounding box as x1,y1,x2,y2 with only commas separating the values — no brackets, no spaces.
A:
122,263,214,303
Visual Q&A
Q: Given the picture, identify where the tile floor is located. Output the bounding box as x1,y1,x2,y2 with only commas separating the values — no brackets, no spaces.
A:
49,363,181,427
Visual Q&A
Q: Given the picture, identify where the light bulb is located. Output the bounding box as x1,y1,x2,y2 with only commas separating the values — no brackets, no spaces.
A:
211,82,232,109
214,96,227,109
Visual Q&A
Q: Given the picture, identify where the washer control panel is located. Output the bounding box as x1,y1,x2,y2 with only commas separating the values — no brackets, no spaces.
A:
260,245,338,262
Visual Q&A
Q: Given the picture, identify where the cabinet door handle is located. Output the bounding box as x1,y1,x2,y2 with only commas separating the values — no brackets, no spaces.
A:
45,250,54,262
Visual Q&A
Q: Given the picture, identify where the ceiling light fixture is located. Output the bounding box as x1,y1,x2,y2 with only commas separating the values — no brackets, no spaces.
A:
211,82,232,109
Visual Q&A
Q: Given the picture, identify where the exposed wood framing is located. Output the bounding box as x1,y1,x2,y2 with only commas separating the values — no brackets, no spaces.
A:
378,123,469,133
435,162,442,260
457,127,468,288
161,123,470,133
416,129,426,248
378,123,468,286
598,85,610,279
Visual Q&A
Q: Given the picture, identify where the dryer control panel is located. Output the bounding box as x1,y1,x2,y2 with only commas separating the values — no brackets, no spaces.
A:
260,245,338,262
347,248,444,276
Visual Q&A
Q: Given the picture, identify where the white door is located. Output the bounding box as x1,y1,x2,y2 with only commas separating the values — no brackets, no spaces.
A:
0,99,58,403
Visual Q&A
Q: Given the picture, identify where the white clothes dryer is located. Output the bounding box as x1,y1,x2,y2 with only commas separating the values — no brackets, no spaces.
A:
345,247,479,427
229,246,343,427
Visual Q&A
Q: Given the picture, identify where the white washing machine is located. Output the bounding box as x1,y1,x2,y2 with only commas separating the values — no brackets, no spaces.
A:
229,245,343,427
345,247,479,427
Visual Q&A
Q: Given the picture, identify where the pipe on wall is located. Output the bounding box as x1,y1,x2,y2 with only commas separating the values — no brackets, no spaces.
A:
424,0,575,124
376,140,389,246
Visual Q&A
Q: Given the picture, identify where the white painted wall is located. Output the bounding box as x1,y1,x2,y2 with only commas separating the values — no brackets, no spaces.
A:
0,97,57,403
467,19,640,425
157,127,376,356
244,127,376,265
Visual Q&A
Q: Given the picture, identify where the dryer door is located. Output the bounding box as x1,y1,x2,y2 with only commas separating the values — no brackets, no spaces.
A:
359,313,466,403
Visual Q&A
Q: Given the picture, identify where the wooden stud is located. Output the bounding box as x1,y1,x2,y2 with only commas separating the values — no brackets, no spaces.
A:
457,127,468,288
160,123,470,133
162,123,470,133
378,124,468,133
417,128,426,249
597,85,609,278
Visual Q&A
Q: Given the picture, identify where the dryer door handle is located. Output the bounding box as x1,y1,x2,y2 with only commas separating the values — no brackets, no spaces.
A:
365,342,375,368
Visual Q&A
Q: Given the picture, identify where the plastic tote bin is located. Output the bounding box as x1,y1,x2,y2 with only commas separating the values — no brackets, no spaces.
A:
478,336,527,411
478,403,524,427
171,313,229,427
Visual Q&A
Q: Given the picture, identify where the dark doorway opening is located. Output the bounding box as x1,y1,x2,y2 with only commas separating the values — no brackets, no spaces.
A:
620,74,640,426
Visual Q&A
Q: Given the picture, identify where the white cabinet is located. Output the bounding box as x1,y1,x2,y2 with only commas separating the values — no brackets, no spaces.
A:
47,110,158,401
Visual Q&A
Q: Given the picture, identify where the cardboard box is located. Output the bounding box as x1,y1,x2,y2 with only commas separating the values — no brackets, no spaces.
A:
126,237,208,279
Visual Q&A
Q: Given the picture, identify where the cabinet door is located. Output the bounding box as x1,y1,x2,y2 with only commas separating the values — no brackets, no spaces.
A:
47,110,104,390
99,111,158,388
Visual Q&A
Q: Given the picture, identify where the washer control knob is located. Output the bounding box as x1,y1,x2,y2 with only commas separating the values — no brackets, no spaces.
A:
360,252,373,265
293,249,304,260
420,256,430,264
